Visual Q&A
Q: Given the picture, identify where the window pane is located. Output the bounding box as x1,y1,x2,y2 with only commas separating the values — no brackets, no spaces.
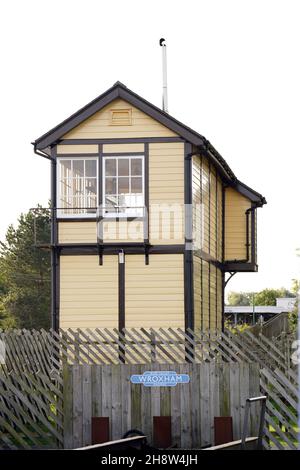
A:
128,193,143,205
85,178,97,195
105,159,116,176
60,179,70,199
131,158,142,176
60,160,71,178
118,159,129,176
105,196,118,214
131,177,142,193
86,195,97,213
72,177,84,196
85,160,97,177
61,196,72,208
118,177,129,194
118,194,128,209
73,160,84,177
105,177,116,194
73,193,85,209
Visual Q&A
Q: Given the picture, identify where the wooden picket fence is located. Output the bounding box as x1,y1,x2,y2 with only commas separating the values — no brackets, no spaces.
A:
63,362,261,449
0,327,298,449
0,330,63,449
260,367,298,450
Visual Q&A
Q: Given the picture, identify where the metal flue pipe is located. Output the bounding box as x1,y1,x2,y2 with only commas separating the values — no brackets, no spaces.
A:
159,38,168,113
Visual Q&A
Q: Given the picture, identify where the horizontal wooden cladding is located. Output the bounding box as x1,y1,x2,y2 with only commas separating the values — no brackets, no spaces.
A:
58,217,183,244
102,143,144,153
59,222,97,243
192,154,223,261
193,255,222,330
59,255,118,329
193,256,202,329
225,187,251,261
57,144,98,154
102,220,144,243
125,254,184,328
149,142,184,244
62,98,177,140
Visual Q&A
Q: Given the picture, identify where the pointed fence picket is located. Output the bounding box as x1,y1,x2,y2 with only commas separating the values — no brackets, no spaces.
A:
0,327,297,449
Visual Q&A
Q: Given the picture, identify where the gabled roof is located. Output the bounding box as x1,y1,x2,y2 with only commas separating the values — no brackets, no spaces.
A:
33,81,266,205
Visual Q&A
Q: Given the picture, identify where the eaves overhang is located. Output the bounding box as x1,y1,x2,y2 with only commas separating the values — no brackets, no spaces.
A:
32,81,267,205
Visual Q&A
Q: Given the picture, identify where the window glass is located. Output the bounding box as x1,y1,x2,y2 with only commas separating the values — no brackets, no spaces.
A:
118,177,130,194
103,156,144,216
131,159,142,176
85,160,97,177
131,177,142,193
105,159,116,176
105,177,117,195
73,160,84,176
118,159,129,176
58,158,98,216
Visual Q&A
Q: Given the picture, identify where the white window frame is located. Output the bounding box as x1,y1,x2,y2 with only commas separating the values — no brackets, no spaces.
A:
57,156,98,218
102,155,145,218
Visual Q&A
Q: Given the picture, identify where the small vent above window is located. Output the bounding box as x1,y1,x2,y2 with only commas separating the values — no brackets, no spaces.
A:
110,108,132,126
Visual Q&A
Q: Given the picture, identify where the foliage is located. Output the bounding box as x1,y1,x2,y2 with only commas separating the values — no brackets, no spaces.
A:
224,319,251,333
0,206,51,329
254,288,294,306
227,287,295,307
227,291,251,306
227,282,298,331
288,279,299,332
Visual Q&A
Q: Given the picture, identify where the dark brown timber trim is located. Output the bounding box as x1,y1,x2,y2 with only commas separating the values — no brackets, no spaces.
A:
251,203,256,265
215,172,218,328
221,271,225,331
144,143,150,263
51,146,59,331
58,244,185,255
118,252,125,332
208,161,211,329
98,144,103,207
223,262,258,272
58,137,184,145
102,152,145,157
184,142,194,331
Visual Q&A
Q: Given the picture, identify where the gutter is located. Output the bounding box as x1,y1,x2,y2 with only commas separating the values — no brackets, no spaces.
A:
32,142,53,161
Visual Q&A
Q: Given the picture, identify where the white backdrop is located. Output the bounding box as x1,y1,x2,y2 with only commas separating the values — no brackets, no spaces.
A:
0,0,299,295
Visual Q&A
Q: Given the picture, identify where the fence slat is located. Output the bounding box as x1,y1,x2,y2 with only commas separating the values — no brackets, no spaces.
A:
0,327,297,450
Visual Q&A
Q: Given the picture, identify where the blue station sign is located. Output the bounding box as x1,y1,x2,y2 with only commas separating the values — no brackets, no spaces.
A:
130,371,190,387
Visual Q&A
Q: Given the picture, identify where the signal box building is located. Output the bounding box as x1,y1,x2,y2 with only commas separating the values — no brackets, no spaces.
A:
33,82,266,331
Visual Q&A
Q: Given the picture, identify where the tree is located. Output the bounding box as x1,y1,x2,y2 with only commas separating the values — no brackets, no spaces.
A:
0,206,51,329
0,270,14,328
288,278,299,332
227,291,251,306
254,288,293,306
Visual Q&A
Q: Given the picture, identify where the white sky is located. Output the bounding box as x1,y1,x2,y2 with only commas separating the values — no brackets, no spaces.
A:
0,0,299,296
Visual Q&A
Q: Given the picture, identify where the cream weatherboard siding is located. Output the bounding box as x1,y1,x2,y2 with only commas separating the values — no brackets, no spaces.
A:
102,143,144,153
57,144,98,154
62,98,178,139
224,187,252,261
125,254,185,328
193,256,223,330
58,222,97,244
149,142,184,245
59,255,118,329
193,255,202,329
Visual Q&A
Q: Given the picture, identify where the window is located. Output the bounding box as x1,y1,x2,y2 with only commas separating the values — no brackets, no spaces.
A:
103,156,144,217
57,157,98,217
